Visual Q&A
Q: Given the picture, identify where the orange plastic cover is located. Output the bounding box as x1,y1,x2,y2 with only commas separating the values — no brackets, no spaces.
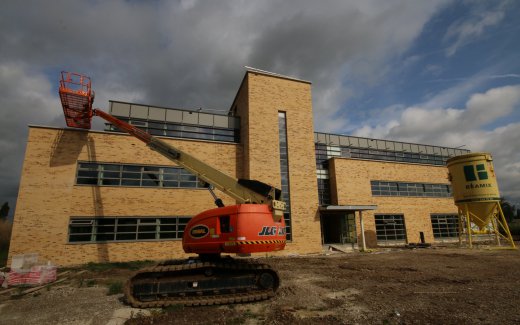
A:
58,71,93,129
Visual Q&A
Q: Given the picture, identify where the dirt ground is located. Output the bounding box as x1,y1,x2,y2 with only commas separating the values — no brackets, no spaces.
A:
1,246,520,325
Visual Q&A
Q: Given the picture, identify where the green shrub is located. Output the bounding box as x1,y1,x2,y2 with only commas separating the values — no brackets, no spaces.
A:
107,281,124,295
507,222,520,236
0,220,12,267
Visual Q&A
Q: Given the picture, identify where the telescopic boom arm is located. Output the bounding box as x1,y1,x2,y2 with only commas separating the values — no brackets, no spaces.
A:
58,71,285,220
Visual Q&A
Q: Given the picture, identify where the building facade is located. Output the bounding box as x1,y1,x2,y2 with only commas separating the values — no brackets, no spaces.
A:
8,68,469,266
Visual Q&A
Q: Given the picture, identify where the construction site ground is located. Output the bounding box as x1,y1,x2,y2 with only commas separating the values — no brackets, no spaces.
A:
1,245,519,325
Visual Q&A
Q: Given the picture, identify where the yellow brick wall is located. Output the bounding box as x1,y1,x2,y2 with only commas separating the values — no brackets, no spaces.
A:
10,71,459,266
8,127,240,266
330,158,458,246
234,72,322,255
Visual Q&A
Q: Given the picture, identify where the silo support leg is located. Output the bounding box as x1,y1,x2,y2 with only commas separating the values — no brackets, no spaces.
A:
497,203,516,249
458,208,464,247
465,204,472,249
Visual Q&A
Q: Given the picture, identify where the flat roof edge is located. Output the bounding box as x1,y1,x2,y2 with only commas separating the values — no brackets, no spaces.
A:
245,66,311,84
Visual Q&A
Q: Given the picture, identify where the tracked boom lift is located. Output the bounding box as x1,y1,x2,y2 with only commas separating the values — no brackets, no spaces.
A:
59,71,287,307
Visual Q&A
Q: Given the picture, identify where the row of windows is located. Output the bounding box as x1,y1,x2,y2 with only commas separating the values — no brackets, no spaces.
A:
375,214,459,244
76,162,205,189
107,118,239,143
314,132,470,157
371,181,452,198
68,214,460,244
69,217,191,243
315,143,453,169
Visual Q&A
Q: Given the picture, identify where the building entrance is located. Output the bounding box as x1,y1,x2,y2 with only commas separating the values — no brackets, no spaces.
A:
321,213,357,244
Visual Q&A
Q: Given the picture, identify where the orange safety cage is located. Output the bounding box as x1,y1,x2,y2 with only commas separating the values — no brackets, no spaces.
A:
58,71,94,129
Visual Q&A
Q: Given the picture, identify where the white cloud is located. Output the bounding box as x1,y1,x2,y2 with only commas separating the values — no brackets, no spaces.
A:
354,84,520,203
443,1,508,56
463,85,520,126
0,63,62,212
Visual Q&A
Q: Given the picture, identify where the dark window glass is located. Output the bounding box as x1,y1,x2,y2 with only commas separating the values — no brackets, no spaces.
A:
138,232,156,240
69,234,92,242
78,170,98,178
116,233,136,241
123,165,141,172
121,180,140,186
103,165,120,171
102,179,120,186
77,178,98,185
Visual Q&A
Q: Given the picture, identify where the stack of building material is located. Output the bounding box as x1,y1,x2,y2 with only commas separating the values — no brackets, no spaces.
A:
6,253,57,287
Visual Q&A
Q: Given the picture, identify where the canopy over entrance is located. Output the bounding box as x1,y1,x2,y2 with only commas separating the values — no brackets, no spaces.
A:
319,205,377,250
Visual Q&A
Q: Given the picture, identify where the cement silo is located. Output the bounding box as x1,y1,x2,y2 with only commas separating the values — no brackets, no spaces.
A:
447,152,515,248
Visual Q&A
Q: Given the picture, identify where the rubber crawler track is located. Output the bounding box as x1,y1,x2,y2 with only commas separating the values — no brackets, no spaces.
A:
124,260,279,308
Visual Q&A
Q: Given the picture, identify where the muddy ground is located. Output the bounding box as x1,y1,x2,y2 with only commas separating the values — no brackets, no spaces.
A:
1,246,520,325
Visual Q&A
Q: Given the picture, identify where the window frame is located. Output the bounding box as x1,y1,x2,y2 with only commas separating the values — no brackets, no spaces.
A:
75,162,205,189
375,214,407,245
430,214,460,239
371,180,452,198
68,216,191,243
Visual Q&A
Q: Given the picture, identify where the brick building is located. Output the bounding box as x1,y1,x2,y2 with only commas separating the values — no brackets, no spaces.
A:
8,68,469,266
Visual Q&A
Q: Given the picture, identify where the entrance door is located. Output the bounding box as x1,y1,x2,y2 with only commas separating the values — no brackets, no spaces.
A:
321,213,357,244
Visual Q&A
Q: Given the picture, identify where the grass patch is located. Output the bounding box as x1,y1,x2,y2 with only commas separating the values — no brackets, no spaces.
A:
86,260,154,272
163,304,184,313
107,281,124,295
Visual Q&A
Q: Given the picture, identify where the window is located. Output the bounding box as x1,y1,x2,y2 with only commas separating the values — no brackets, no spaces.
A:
371,180,452,198
317,178,331,206
431,214,459,239
68,217,191,243
375,214,406,244
108,118,239,143
219,216,231,233
76,162,205,189
279,112,291,240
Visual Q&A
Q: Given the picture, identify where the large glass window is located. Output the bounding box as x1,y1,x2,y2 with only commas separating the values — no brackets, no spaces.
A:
431,214,459,239
107,101,240,144
76,162,205,189
279,112,291,240
109,119,239,143
371,181,452,198
375,214,407,244
68,217,191,243
317,178,331,206
314,133,470,167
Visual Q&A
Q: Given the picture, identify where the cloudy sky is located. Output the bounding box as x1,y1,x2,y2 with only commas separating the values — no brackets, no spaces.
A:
1,0,519,216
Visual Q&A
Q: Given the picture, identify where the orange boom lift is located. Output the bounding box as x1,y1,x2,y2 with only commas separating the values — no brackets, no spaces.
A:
59,72,286,307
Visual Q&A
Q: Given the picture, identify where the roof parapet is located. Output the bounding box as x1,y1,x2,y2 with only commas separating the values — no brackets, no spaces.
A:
245,66,311,84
